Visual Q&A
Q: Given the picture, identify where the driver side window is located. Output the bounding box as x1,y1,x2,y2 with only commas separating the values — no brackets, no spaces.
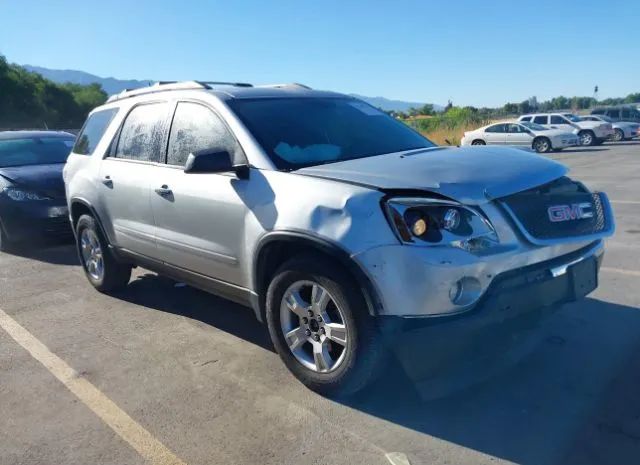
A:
550,115,567,124
167,102,238,167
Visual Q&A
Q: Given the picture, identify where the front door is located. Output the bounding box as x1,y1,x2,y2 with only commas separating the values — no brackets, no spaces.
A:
97,101,170,257
506,123,534,146
150,101,249,285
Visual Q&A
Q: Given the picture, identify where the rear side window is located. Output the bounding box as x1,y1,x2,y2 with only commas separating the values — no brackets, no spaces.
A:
520,116,532,122
485,124,506,133
533,115,548,124
115,103,168,162
167,102,239,166
550,115,566,124
73,108,118,155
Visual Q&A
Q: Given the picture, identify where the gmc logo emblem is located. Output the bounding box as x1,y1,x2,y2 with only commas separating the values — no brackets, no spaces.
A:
548,203,594,222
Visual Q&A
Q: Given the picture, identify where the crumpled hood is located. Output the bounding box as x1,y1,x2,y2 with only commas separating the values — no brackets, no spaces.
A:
0,163,66,199
296,146,568,204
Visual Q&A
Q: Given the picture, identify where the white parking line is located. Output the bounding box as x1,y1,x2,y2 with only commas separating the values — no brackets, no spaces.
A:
0,307,187,465
610,200,640,205
602,267,640,278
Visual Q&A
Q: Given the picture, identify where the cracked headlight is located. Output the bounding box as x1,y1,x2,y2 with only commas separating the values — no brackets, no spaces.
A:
3,187,51,201
383,197,499,251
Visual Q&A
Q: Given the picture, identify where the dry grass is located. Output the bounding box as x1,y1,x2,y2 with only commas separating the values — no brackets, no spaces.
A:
419,123,479,146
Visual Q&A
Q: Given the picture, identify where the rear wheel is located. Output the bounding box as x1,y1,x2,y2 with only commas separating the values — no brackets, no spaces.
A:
579,130,595,146
533,137,551,153
613,129,624,142
266,255,386,396
471,139,486,146
76,214,131,292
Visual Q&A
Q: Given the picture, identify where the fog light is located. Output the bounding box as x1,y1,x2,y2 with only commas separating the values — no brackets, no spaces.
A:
449,277,482,306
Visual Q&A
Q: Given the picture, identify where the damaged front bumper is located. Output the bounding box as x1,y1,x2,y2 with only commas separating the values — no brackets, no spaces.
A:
354,232,604,317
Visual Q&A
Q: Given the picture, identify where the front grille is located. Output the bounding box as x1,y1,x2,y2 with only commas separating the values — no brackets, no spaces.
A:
500,177,612,243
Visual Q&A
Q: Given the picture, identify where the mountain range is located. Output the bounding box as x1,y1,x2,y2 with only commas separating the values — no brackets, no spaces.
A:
23,65,440,112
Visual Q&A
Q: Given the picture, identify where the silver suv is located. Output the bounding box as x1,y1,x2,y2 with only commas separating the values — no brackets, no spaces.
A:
64,81,615,395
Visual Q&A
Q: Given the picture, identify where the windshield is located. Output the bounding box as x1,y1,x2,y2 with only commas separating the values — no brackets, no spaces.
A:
563,114,582,122
520,122,547,131
0,136,75,168
228,97,435,169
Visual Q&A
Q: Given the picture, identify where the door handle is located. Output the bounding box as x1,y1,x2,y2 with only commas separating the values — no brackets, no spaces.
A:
102,175,113,187
155,185,172,197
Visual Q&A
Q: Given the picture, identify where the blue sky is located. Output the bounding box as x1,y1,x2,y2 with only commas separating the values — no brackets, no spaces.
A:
1,0,638,107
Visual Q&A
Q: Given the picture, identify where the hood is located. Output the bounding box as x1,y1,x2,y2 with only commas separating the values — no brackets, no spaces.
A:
296,146,567,204
0,163,66,199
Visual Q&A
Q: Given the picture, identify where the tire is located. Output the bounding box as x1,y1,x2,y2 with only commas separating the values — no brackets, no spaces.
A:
613,129,624,142
552,148,563,152
75,214,131,292
533,137,551,153
471,140,486,146
579,130,596,146
0,219,14,253
266,254,386,396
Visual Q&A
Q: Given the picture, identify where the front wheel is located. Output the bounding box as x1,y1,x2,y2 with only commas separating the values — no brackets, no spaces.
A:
266,255,386,396
471,140,486,146
579,130,596,146
613,129,624,142
76,214,131,292
533,137,551,153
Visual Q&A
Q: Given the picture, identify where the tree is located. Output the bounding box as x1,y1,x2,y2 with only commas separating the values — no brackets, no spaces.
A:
0,55,108,129
518,100,531,114
503,102,518,114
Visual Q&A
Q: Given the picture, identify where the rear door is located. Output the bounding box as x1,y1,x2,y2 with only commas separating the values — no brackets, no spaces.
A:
483,124,507,144
97,101,170,257
506,123,533,146
150,100,249,285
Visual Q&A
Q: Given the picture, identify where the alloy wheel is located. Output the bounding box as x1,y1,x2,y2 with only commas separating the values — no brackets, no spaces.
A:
80,228,104,281
280,280,348,373
580,132,593,146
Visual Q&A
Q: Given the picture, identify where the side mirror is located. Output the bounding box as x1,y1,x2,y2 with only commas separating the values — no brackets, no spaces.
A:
184,149,248,178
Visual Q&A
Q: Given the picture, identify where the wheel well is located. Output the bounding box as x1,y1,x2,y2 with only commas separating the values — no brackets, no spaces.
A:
70,201,93,230
532,135,550,145
254,236,380,322
472,139,485,144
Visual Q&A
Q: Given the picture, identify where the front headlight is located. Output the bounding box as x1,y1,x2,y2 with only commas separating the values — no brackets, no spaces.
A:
3,187,51,201
383,197,499,252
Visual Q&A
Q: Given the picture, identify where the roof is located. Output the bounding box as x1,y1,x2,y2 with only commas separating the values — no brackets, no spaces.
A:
105,80,346,103
0,130,76,141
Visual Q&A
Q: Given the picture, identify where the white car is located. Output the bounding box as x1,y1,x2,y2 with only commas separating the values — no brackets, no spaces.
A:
518,113,614,146
579,115,639,141
460,121,579,153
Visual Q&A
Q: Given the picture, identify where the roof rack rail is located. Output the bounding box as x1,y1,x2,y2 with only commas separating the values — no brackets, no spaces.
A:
106,80,254,103
258,83,312,90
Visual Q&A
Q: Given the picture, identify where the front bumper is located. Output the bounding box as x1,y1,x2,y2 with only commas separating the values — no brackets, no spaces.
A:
355,234,604,317
0,197,71,241
553,136,579,148
377,243,604,384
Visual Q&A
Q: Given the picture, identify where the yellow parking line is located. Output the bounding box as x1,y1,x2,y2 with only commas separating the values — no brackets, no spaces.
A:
602,267,640,277
0,307,187,465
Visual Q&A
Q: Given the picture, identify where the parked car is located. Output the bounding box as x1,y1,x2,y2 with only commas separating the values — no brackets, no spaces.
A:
518,113,613,146
591,105,640,123
579,115,640,141
64,81,615,395
0,131,75,251
460,121,579,152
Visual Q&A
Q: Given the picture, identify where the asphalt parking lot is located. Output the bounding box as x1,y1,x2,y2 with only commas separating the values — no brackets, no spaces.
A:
1,141,639,465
